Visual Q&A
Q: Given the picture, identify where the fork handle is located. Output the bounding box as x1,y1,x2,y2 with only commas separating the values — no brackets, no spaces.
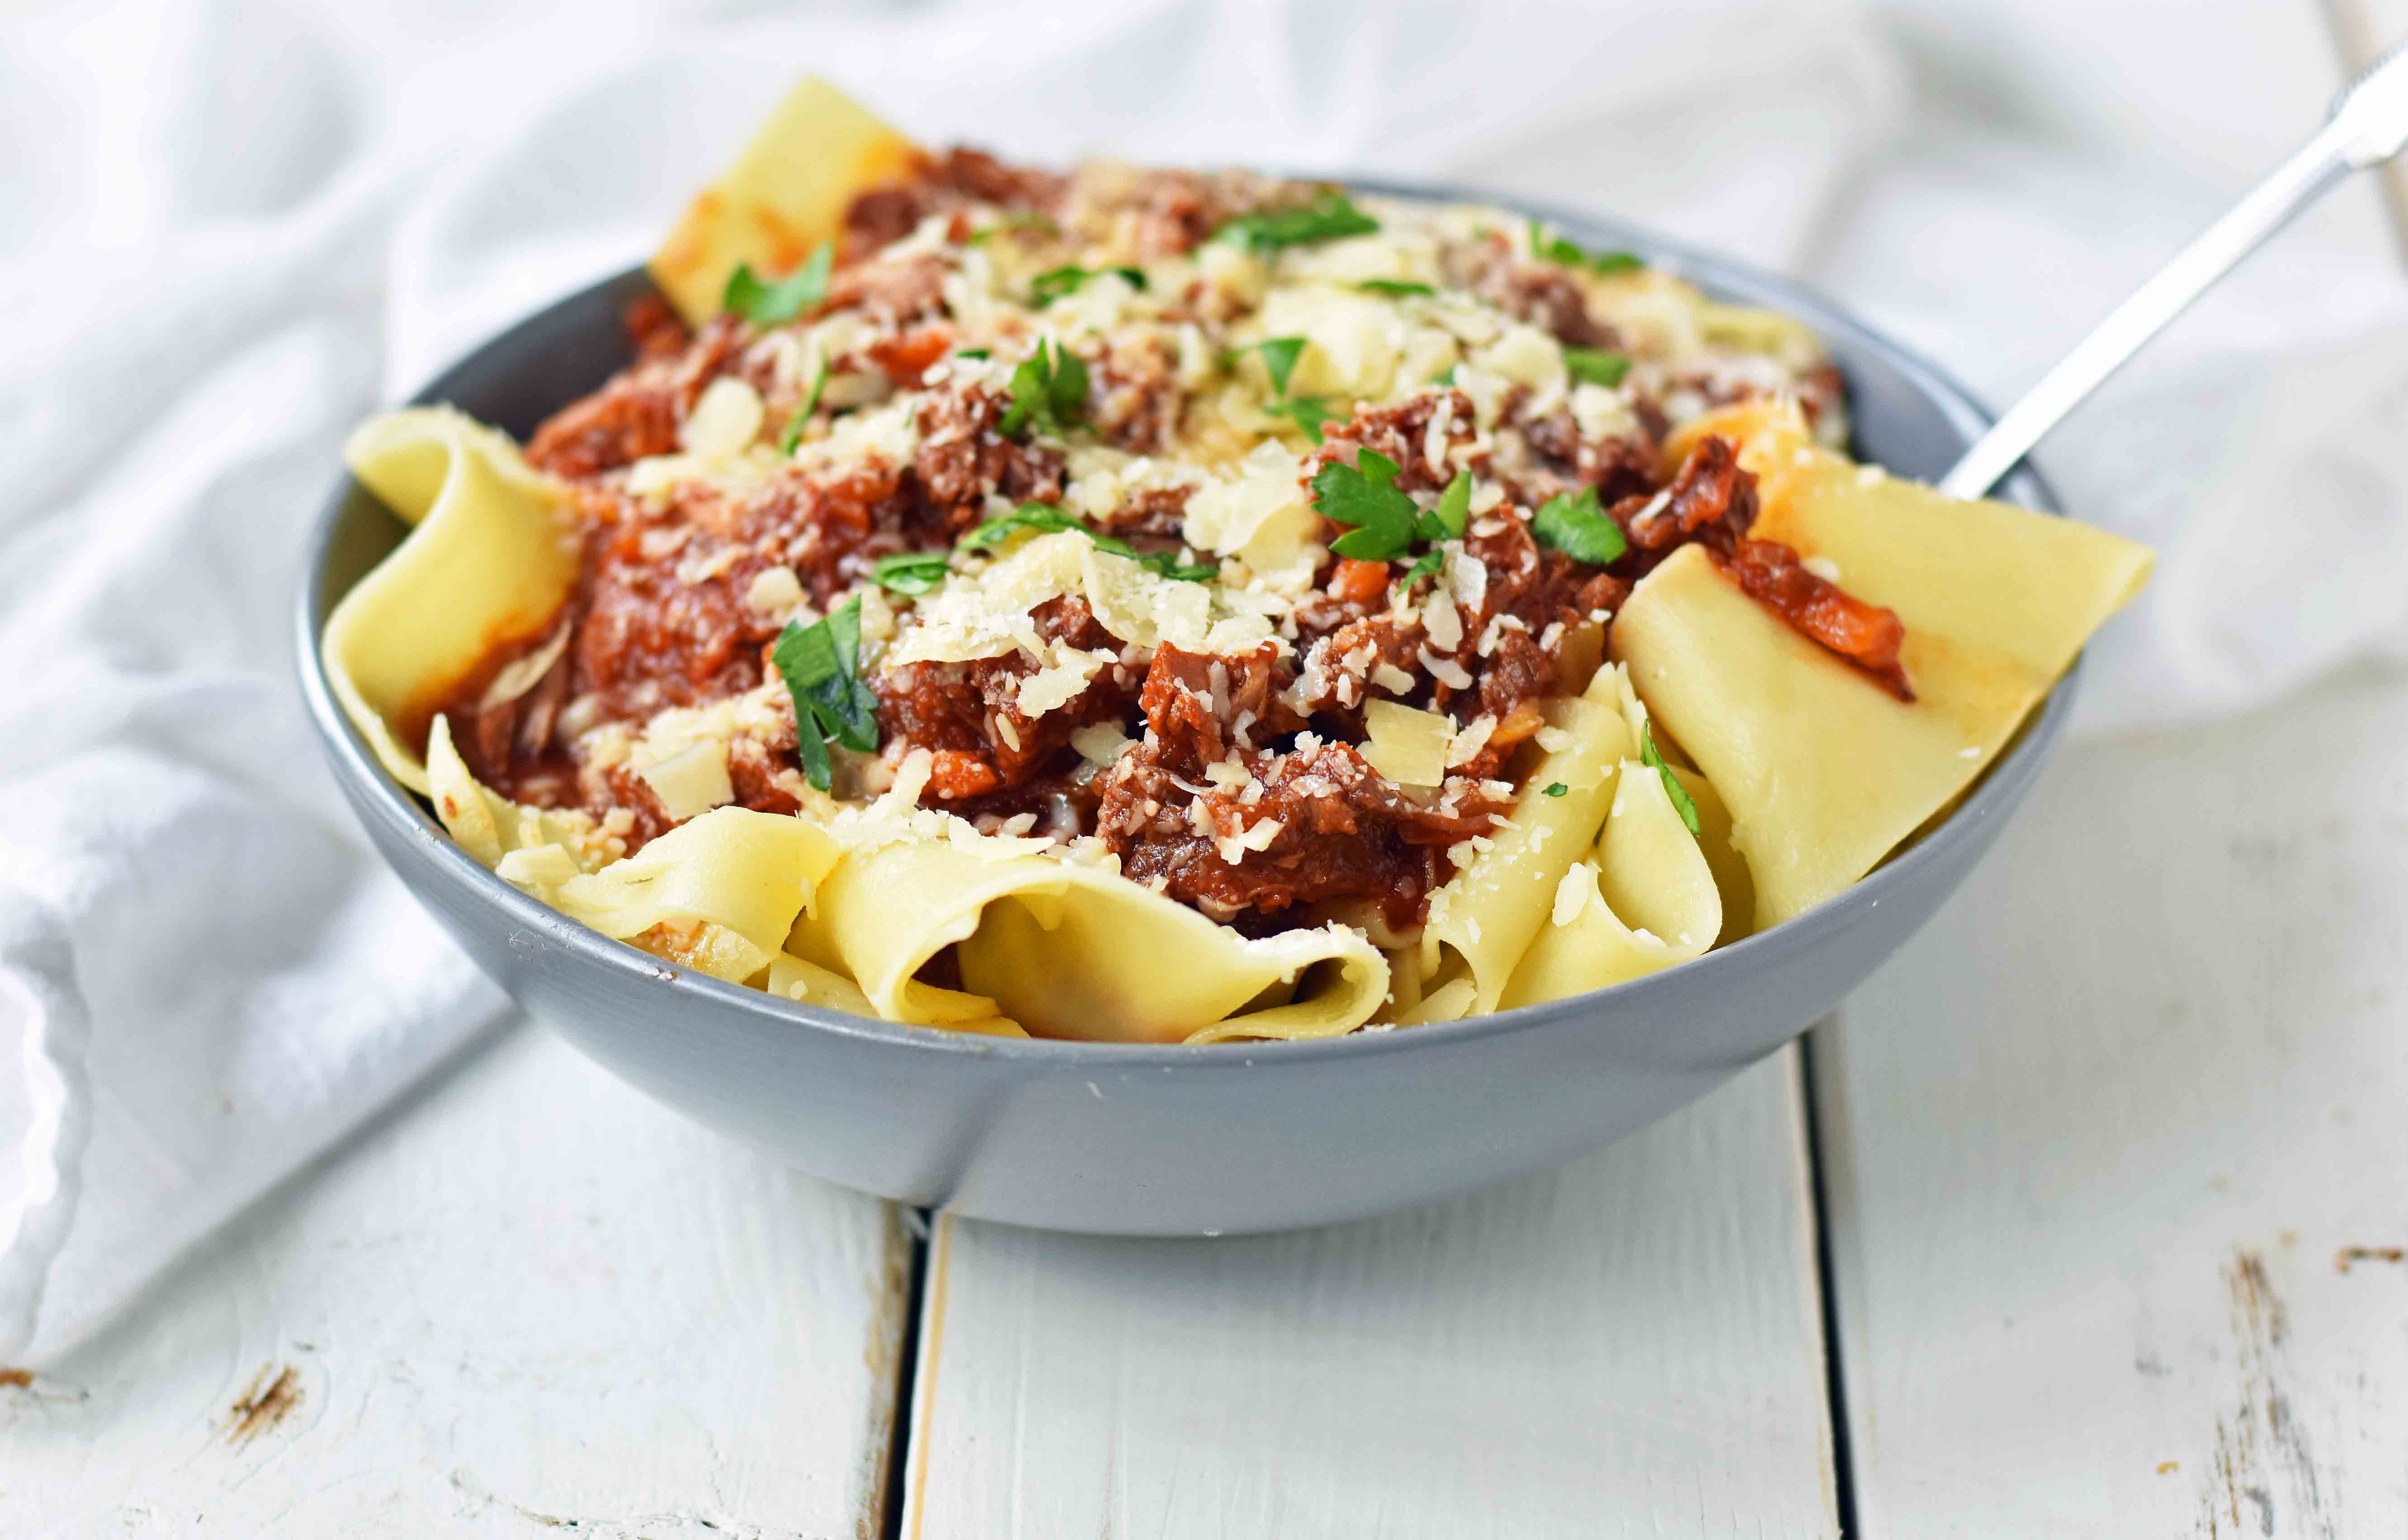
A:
1938,123,2358,500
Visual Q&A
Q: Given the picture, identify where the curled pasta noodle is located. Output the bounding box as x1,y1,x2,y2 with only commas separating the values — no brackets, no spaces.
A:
1500,754,1722,1009
324,407,576,793
427,712,837,985
1403,665,1640,1024
794,829,1389,1045
1617,401,2153,927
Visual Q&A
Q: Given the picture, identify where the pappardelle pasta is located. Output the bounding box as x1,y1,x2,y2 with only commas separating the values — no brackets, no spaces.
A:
323,78,2151,1044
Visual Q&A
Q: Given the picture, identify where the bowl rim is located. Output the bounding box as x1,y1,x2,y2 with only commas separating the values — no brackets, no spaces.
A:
295,174,2070,1069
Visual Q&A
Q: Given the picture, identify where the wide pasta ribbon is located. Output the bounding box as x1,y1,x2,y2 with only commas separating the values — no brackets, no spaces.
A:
323,406,578,793
1617,400,2153,928
794,827,1390,1045
1499,751,1723,1009
425,714,840,986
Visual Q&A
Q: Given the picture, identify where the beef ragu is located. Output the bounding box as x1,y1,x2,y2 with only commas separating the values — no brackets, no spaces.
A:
435,146,1911,936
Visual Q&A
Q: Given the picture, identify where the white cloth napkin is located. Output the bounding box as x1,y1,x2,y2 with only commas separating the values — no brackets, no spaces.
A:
3,0,2403,1366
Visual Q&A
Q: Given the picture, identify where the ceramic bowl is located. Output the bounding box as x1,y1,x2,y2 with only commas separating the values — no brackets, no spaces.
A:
297,183,2063,1234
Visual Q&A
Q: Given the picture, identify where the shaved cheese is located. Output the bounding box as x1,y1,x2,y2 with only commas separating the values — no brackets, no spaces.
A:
480,621,571,707
744,565,806,617
1362,700,1453,787
1255,286,1405,399
1552,862,1597,927
1447,713,1497,768
681,376,765,457
1184,440,1320,575
640,741,735,821
1017,645,1112,716
1071,723,1134,766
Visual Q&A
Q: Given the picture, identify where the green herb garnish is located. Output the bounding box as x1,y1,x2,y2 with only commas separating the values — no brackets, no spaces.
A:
1229,336,1335,443
1640,721,1701,835
966,211,1061,245
722,243,833,325
1427,471,1471,539
1216,190,1379,251
961,503,1212,581
1542,782,1568,798
1526,219,1643,277
775,362,830,455
1402,547,1446,586
1530,485,1629,567
870,550,952,595
1240,336,1309,395
955,348,991,360
1266,396,1335,443
1563,348,1632,389
773,597,880,791
1357,278,1435,297
1029,264,1147,306
1312,457,1475,564
997,340,1089,438
1312,450,1420,562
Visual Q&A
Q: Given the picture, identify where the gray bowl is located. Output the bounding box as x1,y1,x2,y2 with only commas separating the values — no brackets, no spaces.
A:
296,184,2063,1235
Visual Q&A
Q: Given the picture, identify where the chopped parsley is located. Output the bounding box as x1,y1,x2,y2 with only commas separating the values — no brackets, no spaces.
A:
773,597,880,792
1240,336,1309,395
1402,547,1446,586
1266,396,1336,443
1312,455,1469,564
1531,485,1629,567
997,340,1088,438
1029,264,1147,306
1215,190,1379,251
955,347,991,360
1356,278,1435,297
1432,364,1459,387
1526,219,1644,277
1563,348,1632,389
1639,721,1702,835
1427,471,1472,539
1542,782,1568,798
966,211,1061,244
1232,336,1334,443
869,549,951,595
722,242,833,325
1312,450,1420,562
961,502,1212,581
775,362,830,455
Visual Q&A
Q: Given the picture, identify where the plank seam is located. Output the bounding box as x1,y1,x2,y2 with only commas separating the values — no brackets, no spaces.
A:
1799,1024,1864,1540
881,1210,935,1540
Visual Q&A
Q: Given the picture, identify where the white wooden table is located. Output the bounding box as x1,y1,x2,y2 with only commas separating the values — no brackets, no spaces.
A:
6,664,2405,1537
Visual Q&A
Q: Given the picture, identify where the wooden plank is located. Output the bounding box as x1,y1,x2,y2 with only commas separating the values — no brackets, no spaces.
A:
902,1047,1837,1540
1817,668,2408,1538
0,1019,912,1539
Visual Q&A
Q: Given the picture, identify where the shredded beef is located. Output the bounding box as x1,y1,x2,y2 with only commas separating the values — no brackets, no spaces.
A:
1444,235,1617,349
841,147,1068,262
1315,389,1482,494
818,253,950,328
911,384,1066,532
1091,331,1185,452
1714,540,1913,700
1093,485,1193,541
875,598,1139,800
526,315,746,478
1098,739,1506,929
1617,435,1758,568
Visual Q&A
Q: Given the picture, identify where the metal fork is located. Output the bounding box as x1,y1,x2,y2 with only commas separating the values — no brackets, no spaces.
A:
1940,38,2408,499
